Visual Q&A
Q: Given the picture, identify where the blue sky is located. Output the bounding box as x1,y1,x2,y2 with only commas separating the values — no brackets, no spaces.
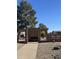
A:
17,0,61,32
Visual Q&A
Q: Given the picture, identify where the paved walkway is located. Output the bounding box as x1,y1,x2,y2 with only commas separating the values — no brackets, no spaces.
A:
17,43,25,50
17,42,38,59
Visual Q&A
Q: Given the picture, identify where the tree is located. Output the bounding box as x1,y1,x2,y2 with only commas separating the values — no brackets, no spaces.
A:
17,0,38,28
39,23,47,29
39,23,48,37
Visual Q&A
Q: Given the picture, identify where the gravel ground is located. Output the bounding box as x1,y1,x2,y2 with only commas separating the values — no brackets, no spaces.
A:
36,42,61,59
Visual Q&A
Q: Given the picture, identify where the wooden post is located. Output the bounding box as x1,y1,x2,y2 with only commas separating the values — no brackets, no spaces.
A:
25,29,27,43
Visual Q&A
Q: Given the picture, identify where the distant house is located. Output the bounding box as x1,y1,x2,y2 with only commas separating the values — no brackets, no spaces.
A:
47,31,61,42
